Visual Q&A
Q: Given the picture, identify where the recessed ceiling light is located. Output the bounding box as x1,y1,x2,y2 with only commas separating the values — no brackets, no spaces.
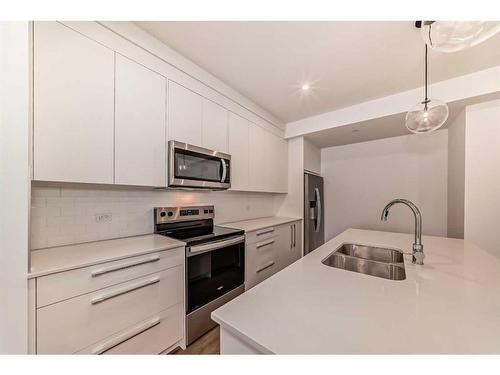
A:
301,83,310,91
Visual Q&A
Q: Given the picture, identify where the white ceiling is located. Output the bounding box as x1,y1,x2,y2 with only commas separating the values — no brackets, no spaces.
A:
135,21,500,124
304,92,500,148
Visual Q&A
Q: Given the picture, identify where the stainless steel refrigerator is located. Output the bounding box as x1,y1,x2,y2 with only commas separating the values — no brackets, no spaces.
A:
304,172,324,255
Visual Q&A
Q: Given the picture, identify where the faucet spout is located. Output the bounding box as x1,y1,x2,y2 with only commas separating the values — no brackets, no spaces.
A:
380,199,424,265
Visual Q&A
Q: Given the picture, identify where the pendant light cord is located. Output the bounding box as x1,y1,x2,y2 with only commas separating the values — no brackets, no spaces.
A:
424,43,429,109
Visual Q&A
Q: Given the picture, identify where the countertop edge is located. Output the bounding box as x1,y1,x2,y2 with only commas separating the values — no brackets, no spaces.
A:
211,312,275,354
28,238,186,279
221,216,302,232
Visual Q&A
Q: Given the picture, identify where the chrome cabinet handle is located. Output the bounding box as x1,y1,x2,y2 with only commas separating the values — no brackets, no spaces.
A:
91,317,161,354
293,224,296,248
91,276,160,305
256,239,274,249
221,159,227,183
256,228,274,236
91,255,160,277
290,224,293,249
256,260,275,273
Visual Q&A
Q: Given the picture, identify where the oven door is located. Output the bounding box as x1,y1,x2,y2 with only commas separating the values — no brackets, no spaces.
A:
168,141,231,189
186,235,245,314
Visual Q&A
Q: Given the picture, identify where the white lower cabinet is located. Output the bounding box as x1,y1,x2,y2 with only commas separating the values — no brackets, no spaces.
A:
76,303,183,355
33,247,185,354
245,220,302,290
278,221,302,269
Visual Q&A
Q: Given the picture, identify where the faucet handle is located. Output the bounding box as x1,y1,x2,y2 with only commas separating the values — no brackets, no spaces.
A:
412,248,425,265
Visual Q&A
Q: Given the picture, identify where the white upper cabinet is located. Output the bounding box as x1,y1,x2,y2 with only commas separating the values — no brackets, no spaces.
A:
270,132,288,193
228,112,250,191
115,55,167,187
168,81,203,146
32,22,288,191
202,99,228,153
249,124,288,193
33,22,115,184
249,124,270,192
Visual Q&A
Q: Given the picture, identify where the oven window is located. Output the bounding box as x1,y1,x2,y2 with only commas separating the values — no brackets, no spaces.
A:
187,241,244,313
174,149,223,182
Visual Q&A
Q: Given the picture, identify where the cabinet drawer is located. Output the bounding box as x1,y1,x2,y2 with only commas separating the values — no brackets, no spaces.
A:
245,226,277,244
37,247,184,307
245,238,280,289
37,266,183,354
76,303,183,354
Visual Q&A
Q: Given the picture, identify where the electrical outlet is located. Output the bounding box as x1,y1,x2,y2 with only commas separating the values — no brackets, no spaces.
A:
95,213,112,223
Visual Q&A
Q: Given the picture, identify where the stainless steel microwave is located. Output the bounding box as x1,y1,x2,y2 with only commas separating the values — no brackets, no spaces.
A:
168,141,231,189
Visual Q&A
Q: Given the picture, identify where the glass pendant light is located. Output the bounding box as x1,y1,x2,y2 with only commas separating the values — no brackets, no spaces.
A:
405,44,449,134
420,21,500,53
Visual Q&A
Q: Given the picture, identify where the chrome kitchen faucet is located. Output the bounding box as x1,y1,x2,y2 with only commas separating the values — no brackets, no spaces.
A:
381,199,424,265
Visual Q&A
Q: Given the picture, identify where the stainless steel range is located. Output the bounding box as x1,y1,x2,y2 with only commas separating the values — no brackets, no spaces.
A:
154,205,245,345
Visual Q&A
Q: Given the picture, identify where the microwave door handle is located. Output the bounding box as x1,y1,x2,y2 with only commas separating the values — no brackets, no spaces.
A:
221,159,227,183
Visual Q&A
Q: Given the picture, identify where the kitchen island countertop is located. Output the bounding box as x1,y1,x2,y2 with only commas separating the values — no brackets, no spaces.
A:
212,229,500,354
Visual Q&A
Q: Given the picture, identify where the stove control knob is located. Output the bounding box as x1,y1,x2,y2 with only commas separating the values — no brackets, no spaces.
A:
160,211,166,217
167,211,173,217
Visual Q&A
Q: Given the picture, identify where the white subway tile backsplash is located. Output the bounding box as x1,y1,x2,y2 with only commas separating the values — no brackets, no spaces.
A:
30,183,279,249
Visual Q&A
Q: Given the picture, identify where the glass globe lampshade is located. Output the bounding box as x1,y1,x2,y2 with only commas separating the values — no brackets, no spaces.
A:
421,21,500,52
405,99,449,134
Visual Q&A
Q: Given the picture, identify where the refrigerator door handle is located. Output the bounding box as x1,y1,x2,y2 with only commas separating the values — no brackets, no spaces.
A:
314,187,322,233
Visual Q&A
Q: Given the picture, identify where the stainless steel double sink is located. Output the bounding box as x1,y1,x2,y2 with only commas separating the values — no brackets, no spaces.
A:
322,243,406,281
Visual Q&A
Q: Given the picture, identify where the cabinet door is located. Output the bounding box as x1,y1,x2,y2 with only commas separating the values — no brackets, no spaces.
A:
269,132,288,193
277,221,302,270
168,81,202,146
115,55,166,187
249,124,288,193
248,123,271,192
33,21,115,184
202,99,228,152
228,112,250,191
291,221,302,263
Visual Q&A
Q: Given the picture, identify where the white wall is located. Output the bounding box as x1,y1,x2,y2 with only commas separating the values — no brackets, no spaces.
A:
464,99,500,257
447,110,466,238
0,22,30,354
303,138,321,175
31,184,278,249
321,131,448,241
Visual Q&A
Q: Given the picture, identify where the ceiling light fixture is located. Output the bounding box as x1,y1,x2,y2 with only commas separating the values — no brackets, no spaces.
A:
405,43,449,134
416,21,500,52
301,83,310,91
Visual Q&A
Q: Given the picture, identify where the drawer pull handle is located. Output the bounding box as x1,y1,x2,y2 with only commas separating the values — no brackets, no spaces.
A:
91,276,160,305
256,239,275,249
91,317,161,354
256,260,275,273
91,255,160,277
256,228,274,236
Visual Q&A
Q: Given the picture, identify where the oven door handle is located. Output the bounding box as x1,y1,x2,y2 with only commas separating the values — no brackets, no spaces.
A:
187,235,245,256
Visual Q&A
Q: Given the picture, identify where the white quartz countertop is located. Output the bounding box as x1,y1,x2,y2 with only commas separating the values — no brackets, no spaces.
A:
221,216,301,233
212,229,500,354
29,234,185,278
